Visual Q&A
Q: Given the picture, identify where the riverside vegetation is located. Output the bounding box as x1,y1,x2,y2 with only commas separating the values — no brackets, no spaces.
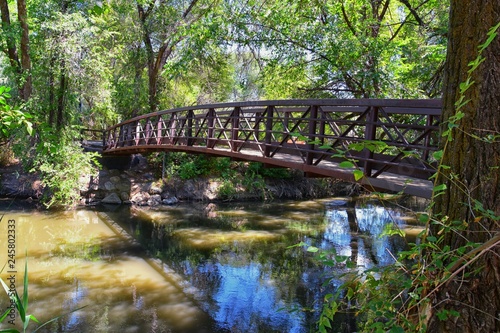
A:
0,1,498,332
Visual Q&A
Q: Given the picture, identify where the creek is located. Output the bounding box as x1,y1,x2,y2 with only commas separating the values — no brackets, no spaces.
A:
0,197,426,333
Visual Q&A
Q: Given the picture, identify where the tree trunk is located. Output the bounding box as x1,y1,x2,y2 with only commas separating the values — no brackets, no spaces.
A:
0,0,32,101
48,55,56,127
428,1,500,332
17,0,32,100
0,0,19,69
0,0,22,94
56,59,67,130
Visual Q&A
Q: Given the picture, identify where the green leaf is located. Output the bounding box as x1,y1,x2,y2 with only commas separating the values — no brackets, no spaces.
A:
454,96,471,110
348,142,365,152
353,170,364,181
436,309,449,321
467,56,486,73
346,287,354,300
427,236,437,243
454,111,465,120
418,213,430,223
22,259,29,316
339,161,355,169
432,150,443,161
287,241,308,249
389,326,405,333
478,22,500,52
346,260,356,269
306,246,319,253
0,307,11,323
433,184,447,192
25,121,33,136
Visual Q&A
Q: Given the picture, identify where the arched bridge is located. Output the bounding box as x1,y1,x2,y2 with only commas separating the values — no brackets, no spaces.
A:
95,99,442,198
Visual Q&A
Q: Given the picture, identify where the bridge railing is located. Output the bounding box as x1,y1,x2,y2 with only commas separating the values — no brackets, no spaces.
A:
103,99,441,180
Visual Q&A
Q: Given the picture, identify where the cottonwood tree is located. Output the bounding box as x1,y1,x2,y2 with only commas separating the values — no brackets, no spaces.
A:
0,0,32,100
28,0,119,129
136,0,225,113
229,0,448,99
427,1,500,332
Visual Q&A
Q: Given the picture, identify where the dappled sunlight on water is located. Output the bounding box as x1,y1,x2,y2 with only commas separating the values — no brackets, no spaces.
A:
174,228,283,250
0,197,427,332
0,205,213,333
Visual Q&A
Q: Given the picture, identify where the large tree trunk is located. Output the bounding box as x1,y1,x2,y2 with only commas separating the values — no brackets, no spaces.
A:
137,0,201,113
428,1,500,332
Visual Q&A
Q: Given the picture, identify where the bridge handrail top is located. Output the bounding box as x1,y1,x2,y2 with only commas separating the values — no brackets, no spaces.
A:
107,98,442,131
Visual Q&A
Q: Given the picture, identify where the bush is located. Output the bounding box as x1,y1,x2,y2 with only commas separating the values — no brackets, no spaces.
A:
14,126,100,208
217,179,237,200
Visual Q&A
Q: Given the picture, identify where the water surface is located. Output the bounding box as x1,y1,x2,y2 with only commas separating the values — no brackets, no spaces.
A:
0,197,426,332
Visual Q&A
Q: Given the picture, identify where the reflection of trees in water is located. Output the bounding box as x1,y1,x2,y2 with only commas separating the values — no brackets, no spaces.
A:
105,199,415,333
321,200,409,269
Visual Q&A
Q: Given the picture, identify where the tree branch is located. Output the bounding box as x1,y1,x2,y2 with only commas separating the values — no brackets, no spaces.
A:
379,0,391,21
341,2,357,37
183,0,200,19
398,0,425,26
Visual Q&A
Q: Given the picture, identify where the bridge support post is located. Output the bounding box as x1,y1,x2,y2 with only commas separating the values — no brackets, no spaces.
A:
125,123,132,146
169,114,177,145
231,107,240,151
207,108,216,148
102,129,107,149
134,121,141,146
187,110,194,146
157,116,163,145
422,114,434,162
264,106,274,157
145,118,152,145
306,105,318,165
363,106,379,177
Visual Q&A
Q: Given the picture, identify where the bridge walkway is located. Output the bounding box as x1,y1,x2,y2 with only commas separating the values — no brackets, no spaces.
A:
84,99,442,199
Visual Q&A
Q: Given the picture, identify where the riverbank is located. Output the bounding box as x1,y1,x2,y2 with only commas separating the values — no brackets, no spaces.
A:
0,154,360,207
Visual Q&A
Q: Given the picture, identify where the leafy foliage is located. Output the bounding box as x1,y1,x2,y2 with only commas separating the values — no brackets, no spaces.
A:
228,0,448,98
13,125,100,208
0,86,33,145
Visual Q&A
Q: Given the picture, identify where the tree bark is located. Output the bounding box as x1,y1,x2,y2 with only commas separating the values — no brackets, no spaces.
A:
0,0,32,101
56,59,67,130
0,0,19,69
429,1,500,332
17,0,32,100
137,0,203,113
48,54,56,127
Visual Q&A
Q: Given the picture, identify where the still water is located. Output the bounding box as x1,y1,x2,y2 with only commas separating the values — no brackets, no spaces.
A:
0,197,426,333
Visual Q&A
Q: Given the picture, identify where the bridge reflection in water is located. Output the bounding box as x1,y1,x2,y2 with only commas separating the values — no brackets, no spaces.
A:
100,99,441,198
0,197,425,332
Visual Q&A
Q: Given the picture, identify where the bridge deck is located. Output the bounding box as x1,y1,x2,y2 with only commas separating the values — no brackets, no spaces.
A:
104,144,434,198
89,99,440,199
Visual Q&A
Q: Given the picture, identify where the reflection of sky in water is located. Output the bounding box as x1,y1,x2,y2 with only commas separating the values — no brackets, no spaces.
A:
63,280,88,330
208,263,303,333
321,203,405,268
183,201,410,332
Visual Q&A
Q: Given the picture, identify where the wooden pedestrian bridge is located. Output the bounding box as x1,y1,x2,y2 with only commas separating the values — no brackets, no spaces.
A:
84,99,442,199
